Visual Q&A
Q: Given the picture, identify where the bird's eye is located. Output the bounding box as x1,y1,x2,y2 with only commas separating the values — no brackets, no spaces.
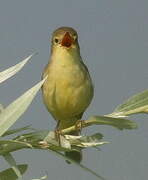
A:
54,38,59,43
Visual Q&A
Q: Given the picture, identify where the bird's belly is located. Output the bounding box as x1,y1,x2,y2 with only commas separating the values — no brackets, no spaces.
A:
42,67,93,121
55,80,90,117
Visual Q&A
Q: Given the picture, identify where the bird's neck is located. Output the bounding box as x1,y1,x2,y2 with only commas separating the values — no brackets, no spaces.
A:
50,47,82,66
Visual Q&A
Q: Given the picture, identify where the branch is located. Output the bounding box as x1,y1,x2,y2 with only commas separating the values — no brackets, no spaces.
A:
61,115,137,134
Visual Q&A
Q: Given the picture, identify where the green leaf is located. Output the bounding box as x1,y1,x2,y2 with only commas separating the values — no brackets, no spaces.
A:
65,133,108,148
111,89,148,117
89,115,137,130
0,164,27,180
0,53,36,84
0,130,106,179
0,130,50,155
3,153,22,178
15,130,49,142
15,130,75,152
0,78,46,137
2,125,32,137
0,140,32,155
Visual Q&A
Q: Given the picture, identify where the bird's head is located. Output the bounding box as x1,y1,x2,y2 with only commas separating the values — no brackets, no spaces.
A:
51,27,80,52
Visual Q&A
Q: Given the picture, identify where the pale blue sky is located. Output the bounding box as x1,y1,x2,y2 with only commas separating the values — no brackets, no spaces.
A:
0,0,148,180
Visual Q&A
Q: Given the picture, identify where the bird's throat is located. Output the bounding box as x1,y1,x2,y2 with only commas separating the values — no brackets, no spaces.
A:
51,46,81,66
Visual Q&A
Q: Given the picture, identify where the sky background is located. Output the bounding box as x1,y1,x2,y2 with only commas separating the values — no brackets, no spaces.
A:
0,0,148,180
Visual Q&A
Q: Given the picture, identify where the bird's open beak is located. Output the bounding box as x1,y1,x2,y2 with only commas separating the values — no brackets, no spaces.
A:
61,32,74,48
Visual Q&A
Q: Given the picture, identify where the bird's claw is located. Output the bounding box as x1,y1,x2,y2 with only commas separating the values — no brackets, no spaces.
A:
75,120,84,134
55,129,62,146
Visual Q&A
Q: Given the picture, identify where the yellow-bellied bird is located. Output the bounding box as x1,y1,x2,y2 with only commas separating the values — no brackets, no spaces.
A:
42,27,94,163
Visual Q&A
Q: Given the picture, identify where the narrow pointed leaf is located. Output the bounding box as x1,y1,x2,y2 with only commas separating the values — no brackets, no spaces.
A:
0,140,32,155
3,153,22,178
15,130,74,152
64,133,107,148
88,115,137,130
0,78,46,137
2,125,32,137
0,53,36,84
0,164,27,180
111,89,148,117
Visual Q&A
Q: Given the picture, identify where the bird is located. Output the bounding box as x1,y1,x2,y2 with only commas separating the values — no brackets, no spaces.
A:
42,27,94,163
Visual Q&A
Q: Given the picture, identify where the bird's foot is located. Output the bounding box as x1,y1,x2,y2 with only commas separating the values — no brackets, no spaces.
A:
75,120,84,134
55,129,62,146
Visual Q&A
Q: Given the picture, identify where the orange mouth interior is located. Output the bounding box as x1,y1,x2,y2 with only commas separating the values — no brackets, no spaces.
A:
61,32,73,48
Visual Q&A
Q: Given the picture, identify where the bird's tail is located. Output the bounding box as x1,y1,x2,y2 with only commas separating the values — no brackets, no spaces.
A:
65,150,82,164
58,115,83,164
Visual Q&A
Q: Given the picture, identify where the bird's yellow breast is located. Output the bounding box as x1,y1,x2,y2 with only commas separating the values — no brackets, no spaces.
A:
42,47,93,127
